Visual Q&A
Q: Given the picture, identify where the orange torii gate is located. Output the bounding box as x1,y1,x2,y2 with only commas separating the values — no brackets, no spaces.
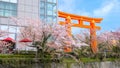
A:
58,11,103,54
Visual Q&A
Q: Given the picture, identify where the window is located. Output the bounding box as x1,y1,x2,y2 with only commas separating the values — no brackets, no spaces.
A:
47,16,53,22
9,33,15,39
4,10,11,16
47,0,52,2
1,25,8,31
10,0,17,3
53,5,56,11
16,27,20,33
47,0,56,3
40,8,45,15
1,0,9,2
40,15,45,20
47,3,53,10
9,4,17,10
40,1,45,8
40,0,45,1
0,0,17,3
53,6,56,16
9,26,16,33
0,1,17,17
0,10,17,17
53,12,56,16
53,17,56,22
0,2,4,9
0,9,4,16
53,0,56,3
40,0,57,23
47,10,52,15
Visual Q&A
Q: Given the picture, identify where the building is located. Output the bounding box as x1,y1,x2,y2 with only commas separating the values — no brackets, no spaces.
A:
0,0,57,39
0,0,57,49
40,0,57,23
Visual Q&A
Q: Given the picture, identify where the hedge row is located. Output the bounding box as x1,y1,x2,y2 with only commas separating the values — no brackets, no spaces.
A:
0,54,35,58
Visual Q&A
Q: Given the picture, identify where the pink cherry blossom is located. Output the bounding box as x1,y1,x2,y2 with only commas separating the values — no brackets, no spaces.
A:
11,17,75,49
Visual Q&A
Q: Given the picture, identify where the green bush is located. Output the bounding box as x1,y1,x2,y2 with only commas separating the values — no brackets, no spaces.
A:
14,50,36,55
0,54,35,58
0,58,34,68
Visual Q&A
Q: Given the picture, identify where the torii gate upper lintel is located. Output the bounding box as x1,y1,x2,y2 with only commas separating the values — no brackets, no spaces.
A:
58,11,103,54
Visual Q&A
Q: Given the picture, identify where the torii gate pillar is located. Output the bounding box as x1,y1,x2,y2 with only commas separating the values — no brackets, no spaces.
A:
90,20,97,53
58,11,103,54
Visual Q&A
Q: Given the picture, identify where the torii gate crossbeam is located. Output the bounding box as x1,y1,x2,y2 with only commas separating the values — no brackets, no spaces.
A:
58,11,103,54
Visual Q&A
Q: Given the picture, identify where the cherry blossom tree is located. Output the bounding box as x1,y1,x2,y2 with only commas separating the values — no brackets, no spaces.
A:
97,29,120,52
0,30,8,38
13,18,74,48
0,41,12,53
112,29,120,45
10,17,78,61
97,32,112,52
74,30,90,47
0,30,12,53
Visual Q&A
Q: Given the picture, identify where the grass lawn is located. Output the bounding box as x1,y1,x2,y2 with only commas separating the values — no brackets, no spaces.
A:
63,57,120,63
80,58,99,62
63,58,76,62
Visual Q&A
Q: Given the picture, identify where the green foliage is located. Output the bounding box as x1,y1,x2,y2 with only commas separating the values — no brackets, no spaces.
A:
14,50,36,55
80,58,99,63
74,46,93,58
112,46,120,53
0,54,34,58
62,58,76,63
0,58,34,68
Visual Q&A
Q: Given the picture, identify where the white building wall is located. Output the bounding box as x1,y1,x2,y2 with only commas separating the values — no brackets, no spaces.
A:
18,0,39,19
0,17,9,25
